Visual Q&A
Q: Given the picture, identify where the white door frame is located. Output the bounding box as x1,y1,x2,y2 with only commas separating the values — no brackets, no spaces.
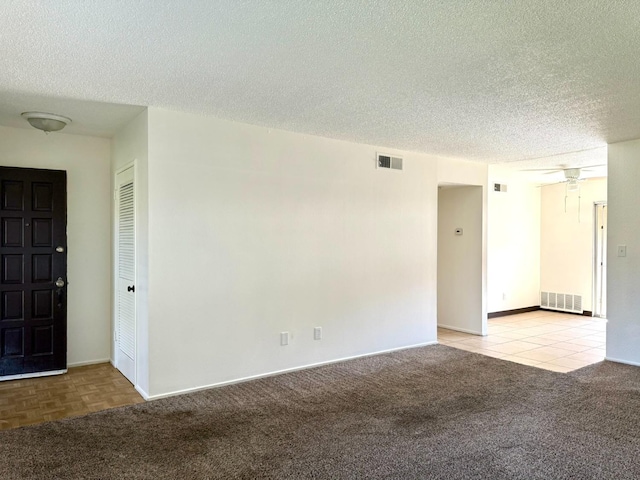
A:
113,161,137,384
593,201,607,318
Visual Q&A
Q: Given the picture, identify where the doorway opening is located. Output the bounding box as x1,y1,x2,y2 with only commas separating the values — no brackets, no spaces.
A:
437,184,485,336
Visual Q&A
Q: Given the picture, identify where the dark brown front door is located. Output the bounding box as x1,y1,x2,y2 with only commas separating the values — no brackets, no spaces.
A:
0,167,67,376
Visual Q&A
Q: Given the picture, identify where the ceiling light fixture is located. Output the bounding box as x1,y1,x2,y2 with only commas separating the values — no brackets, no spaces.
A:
21,112,72,133
567,178,580,192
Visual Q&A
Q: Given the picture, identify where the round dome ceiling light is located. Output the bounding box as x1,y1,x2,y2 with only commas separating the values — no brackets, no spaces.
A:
21,112,72,133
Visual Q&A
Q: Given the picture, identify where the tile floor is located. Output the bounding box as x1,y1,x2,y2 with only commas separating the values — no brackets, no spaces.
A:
438,310,606,373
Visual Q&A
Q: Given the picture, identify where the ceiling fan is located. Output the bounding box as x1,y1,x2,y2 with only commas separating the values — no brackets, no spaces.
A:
520,164,605,220
520,164,605,190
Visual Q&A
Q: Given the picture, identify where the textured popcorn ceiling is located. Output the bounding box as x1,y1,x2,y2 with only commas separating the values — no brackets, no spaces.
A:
1,1,640,167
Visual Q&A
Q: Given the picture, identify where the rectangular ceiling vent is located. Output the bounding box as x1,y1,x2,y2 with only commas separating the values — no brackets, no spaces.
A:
377,153,403,171
540,291,583,314
494,183,508,192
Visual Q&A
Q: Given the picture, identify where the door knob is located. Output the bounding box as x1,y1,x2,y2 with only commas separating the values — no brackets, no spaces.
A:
127,285,135,292
55,277,65,288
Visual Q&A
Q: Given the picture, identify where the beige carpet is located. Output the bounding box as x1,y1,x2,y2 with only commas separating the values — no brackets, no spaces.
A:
1,345,639,479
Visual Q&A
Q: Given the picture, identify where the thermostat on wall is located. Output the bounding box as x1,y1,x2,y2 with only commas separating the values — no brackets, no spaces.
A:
455,228,463,235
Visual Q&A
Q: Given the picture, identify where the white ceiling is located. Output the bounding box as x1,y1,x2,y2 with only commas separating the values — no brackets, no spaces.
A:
0,92,144,138
2,1,639,170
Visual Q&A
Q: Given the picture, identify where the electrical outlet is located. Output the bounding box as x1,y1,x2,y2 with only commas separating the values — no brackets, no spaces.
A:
314,327,322,340
280,332,289,346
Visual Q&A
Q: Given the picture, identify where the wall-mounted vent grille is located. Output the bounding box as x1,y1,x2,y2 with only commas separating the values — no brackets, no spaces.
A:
540,291,583,314
493,183,508,192
377,153,403,171
565,295,573,311
573,295,582,312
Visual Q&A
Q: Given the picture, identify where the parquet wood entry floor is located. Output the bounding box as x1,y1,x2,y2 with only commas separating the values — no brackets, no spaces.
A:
0,363,144,430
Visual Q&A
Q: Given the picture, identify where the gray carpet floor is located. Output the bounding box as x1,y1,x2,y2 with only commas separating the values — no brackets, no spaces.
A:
1,345,639,479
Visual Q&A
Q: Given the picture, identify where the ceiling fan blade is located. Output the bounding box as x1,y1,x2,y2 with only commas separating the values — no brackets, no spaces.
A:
579,164,606,170
520,168,563,173
536,181,567,188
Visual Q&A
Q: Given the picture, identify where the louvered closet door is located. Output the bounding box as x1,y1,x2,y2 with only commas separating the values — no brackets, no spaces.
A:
116,167,135,384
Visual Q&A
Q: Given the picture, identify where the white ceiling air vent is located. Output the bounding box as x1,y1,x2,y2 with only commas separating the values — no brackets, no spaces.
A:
377,153,403,171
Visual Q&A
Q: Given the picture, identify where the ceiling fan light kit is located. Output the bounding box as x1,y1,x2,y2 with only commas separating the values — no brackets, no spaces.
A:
21,112,72,133
563,168,581,181
566,179,580,192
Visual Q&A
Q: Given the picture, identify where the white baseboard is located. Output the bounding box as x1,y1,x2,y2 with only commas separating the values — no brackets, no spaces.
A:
67,358,111,368
605,356,640,367
135,385,150,400
145,341,438,401
0,369,66,382
437,324,485,336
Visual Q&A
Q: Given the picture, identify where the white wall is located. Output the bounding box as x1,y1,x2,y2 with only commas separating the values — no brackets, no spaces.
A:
487,180,541,313
141,107,460,397
437,186,484,334
540,178,606,312
606,140,640,365
111,110,149,395
0,126,111,366
438,158,488,188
